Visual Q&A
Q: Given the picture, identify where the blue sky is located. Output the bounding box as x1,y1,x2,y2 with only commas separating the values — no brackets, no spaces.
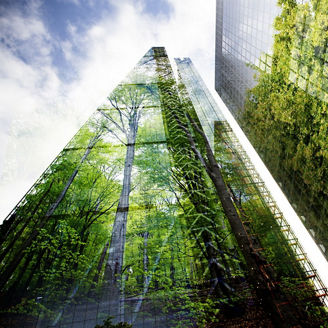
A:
0,0,215,219
0,0,173,81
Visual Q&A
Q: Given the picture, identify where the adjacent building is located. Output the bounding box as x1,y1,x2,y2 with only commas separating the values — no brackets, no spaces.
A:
215,0,279,118
215,0,328,260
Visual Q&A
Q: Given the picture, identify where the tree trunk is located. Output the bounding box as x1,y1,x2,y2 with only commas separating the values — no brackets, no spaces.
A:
103,119,138,323
131,220,175,325
104,128,137,282
184,192,233,297
0,218,48,291
143,232,149,287
0,250,35,308
170,252,175,287
154,52,285,324
46,133,100,218
0,213,17,245
185,116,286,326
3,246,49,309
92,241,110,286
20,247,48,296
0,180,54,255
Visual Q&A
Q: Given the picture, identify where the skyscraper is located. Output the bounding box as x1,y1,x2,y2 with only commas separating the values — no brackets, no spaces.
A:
0,47,327,328
215,0,328,261
215,0,279,117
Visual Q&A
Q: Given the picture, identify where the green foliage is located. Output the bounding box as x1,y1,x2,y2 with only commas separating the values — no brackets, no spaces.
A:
280,277,328,325
94,316,132,328
159,286,221,327
242,0,328,247
214,127,301,278
0,116,121,316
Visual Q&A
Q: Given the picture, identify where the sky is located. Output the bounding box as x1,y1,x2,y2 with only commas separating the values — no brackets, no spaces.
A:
0,0,216,219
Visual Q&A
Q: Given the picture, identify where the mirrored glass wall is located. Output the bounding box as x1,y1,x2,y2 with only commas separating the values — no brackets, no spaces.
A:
215,0,328,261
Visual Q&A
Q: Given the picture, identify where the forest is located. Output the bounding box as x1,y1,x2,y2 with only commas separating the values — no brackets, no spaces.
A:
241,0,328,256
0,47,327,327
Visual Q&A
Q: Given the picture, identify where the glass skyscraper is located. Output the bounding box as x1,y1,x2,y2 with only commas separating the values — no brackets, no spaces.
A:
0,47,327,327
215,0,328,261
215,0,280,117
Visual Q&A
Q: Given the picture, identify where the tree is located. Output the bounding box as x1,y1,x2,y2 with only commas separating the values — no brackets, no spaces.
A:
0,121,120,317
242,0,328,257
154,54,237,300
153,52,305,326
97,82,155,321
95,316,132,328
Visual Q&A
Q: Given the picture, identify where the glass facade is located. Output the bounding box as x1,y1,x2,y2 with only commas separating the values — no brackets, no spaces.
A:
0,47,327,328
215,0,328,261
215,0,279,118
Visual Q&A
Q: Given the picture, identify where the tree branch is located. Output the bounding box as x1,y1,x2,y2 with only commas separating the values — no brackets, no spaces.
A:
98,109,126,136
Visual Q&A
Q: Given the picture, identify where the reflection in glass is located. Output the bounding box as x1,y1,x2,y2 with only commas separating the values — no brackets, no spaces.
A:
216,0,328,263
0,47,327,328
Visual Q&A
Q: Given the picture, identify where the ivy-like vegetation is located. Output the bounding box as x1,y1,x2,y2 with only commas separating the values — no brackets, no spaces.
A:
242,0,328,250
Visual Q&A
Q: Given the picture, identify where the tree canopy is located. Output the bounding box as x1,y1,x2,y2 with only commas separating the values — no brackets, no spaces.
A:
242,0,328,255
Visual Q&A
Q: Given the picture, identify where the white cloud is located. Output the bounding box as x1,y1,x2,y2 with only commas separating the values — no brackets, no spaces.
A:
0,1,52,65
0,0,216,220
0,14,46,42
